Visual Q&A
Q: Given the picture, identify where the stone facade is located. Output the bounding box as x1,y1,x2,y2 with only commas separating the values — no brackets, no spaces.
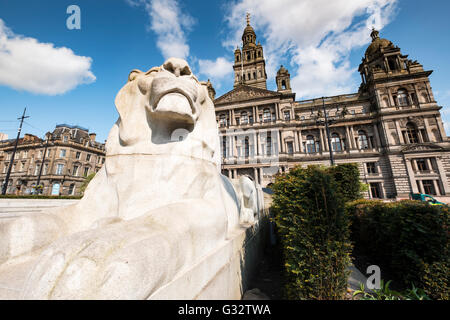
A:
0,124,105,196
215,24,450,199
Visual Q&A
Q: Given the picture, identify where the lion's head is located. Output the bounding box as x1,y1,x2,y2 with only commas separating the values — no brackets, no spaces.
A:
106,58,220,168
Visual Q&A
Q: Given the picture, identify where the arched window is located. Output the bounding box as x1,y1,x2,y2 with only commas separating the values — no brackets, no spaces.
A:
331,133,342,152
358,130,369,149
281,80,286,90
306,135,316,154
241,111,248,124
253,72,256,79
406,122,419,144
397,89,408,106
263,109,271,122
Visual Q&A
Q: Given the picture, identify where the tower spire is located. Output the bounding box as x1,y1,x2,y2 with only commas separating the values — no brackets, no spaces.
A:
246,12,250,26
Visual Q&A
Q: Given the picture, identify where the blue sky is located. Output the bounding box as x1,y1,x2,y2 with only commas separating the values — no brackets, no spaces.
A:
0,0,449,142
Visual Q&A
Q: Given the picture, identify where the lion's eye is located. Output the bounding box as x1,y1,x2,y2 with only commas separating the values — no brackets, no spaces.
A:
180,66,191,76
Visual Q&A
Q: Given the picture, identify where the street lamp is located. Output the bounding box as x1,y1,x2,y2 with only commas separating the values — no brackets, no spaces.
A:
35,133,52,195
315,97,336,166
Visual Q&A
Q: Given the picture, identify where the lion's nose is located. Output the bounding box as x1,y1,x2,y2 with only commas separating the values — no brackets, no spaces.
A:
163,58,192,77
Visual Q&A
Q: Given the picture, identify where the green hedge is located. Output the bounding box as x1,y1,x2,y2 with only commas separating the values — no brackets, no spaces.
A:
272,165,352,299
0,195,82,200
327,163,363,203
347,199,449,299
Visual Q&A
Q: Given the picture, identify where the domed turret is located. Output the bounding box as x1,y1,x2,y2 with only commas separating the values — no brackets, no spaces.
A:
365,28,395,59
276,65,291,93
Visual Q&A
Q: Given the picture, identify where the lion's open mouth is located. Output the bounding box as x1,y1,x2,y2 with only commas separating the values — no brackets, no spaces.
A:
153,91,195,123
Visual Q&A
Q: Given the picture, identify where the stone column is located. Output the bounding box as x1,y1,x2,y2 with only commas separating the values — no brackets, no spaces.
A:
349,126,356,149
405,158,419,193
433,180,441,196
436,157,450,194
423,118,432,143
436,115,446,141
373,124,381,148
276,129,281,154
319,128,325,152
259,167,263,185
345,126,353,150
395,120,405,144
293,130,299,153
298,130,303,153
231,109,235,126
254,167,258,183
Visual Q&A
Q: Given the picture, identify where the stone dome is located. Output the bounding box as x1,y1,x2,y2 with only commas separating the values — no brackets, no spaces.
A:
365,28,394,58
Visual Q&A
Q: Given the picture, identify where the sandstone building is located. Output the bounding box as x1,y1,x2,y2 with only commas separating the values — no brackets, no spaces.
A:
214,20,450,199
0,124,105,196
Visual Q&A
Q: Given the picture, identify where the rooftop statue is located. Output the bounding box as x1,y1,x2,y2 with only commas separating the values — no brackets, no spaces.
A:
0,58,262,299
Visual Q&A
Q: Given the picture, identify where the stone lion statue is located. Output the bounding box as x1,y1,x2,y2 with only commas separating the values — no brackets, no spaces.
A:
0,58,262,299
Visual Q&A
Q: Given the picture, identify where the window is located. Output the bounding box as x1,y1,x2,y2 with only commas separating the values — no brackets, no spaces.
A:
284,111,290,121
86,154,91,161
306,135,317,154
331,133,342,152
351,110,356,116
22,151,28,159
422,180,436,195
76,151,81,159
56,164,64,175
287,141,294,155
63,136,68,142
263,109,271,123
20,162,25,171
83,167,89,177
397,89,408,106
266,137,272,156
241,112,248,124
68,184,75,195
358,131,369,149
39,150,43,158
222,137,227,158
301,116,305,121
370,183,382,199
244,137,250,158
366,162,377,174
73,165,79,176
406,123,419,144
416,159,428,172
34,164,41,176
249,115,253,124
60,149,66,157
219,115,227,127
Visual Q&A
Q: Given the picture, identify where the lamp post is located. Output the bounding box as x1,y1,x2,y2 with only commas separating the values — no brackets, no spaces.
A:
2,108,29,195
35,133,52,195
316,97,335,166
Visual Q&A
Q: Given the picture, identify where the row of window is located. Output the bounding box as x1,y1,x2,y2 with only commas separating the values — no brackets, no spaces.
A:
220,130,374,158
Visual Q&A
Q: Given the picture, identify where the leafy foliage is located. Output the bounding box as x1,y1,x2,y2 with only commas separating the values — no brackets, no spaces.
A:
80,172,96,194
347,199,449,300
272,165,352,300
327,163,364,203
353,280,431,300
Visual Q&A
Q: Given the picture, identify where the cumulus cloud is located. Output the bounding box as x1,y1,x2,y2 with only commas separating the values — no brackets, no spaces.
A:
0,19,95,95
126,0,195,60
223,0,398,98
198,57,234,88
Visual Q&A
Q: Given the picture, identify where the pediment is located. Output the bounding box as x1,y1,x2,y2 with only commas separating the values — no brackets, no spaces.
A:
214,85,281,105
401,143,444,153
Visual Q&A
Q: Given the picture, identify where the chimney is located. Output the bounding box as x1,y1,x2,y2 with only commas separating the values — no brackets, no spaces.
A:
89,133,97,142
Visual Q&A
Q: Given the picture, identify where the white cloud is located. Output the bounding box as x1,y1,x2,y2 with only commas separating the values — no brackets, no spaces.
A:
223,0,398,98
127,0,195,60
0,19,95,95
198,57,234,88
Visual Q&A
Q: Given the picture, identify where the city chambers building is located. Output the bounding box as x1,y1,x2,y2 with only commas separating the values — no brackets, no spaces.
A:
0,124,105,196
213,20,450,199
